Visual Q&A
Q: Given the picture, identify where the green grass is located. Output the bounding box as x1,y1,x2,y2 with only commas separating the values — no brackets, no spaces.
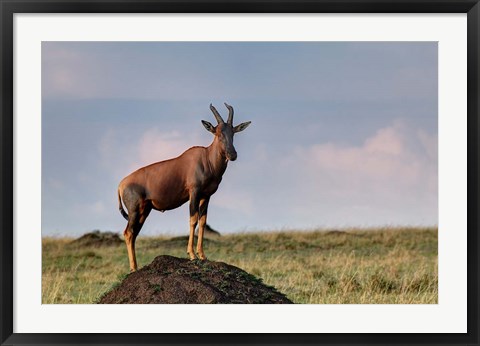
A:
42,227,438,304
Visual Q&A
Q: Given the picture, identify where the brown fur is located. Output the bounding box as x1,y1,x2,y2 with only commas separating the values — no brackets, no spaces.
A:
118,104,251,271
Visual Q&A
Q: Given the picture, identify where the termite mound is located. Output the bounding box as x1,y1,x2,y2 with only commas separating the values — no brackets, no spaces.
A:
70,230,123,248
97,255,293,304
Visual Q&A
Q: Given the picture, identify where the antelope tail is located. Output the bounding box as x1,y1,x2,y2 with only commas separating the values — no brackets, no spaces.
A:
118,189,129,221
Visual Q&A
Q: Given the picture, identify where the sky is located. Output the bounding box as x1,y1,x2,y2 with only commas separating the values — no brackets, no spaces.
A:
42,41,438,236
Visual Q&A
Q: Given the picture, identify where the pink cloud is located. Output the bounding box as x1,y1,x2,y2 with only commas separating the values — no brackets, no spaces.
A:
274,120,438,224
99,127,208,178
296,121,436,188
133,129,196,170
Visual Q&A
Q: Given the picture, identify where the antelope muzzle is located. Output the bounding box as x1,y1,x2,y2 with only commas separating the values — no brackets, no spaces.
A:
227,150,237,161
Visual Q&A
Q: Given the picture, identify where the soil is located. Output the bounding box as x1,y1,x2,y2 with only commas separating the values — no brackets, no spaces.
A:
97,255,293,304
70,230,123,247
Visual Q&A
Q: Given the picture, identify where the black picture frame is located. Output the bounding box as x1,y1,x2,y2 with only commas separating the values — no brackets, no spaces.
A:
1,1,479,345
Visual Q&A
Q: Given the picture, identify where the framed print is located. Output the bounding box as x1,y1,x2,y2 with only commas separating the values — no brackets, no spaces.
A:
1,0,479,345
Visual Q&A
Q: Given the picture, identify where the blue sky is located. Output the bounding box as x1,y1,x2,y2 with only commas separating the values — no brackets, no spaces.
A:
42,42,437,236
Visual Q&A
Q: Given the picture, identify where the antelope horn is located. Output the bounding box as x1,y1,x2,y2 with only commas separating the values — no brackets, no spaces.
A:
224,102,234,125
209,103,224,124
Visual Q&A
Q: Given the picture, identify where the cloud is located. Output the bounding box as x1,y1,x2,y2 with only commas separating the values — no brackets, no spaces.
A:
291,120,436,188
133,129,196,169
98,126,208,179
42,45,92,98
269,120,438,226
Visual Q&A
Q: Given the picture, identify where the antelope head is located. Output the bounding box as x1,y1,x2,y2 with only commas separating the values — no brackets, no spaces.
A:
202,103,251,161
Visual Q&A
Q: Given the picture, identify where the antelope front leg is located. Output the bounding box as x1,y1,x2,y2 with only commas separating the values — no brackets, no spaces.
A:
196,197,210,260
187,192,199,260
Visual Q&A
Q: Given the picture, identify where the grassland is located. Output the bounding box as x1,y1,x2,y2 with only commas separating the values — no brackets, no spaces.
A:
42,227,437,304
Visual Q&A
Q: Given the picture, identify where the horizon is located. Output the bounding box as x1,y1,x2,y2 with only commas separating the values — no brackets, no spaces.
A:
42,225,439,239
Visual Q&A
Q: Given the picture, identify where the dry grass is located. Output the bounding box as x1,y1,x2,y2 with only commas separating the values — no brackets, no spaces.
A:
42,227,437,304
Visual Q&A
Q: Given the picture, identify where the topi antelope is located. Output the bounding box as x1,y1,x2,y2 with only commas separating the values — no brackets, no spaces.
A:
117,103,251,271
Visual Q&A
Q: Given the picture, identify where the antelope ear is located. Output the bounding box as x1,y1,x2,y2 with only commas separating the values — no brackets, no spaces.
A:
202,120,216,134
233,121,251,133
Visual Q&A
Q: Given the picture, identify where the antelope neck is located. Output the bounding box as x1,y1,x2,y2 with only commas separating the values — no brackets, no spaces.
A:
207,137,228,177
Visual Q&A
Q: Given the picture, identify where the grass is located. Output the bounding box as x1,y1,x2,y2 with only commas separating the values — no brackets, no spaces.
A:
42,227,437,304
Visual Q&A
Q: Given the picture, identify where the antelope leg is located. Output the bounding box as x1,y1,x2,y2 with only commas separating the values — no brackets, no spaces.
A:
196,197,210,260
124,226,137,272
187,191,199,260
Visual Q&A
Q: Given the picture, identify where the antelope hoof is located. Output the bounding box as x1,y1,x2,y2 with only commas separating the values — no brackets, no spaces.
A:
197,253,207,261
188,252,197,261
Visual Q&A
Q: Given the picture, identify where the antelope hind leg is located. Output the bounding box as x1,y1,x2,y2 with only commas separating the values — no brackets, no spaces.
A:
124,227,137,272
123,209,145,272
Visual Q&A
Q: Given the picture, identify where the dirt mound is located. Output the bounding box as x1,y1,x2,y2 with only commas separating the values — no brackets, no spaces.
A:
70,230,123,247
98,255,293,304
325,230,347,235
